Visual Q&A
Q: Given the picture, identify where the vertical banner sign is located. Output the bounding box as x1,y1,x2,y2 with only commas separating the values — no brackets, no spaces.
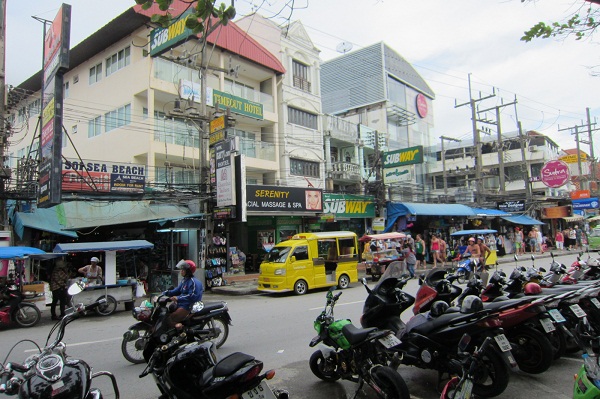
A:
38,4,71,208
214,138,237,207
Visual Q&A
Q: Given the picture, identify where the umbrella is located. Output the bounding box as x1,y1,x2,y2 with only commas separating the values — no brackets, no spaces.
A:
450,229,497,237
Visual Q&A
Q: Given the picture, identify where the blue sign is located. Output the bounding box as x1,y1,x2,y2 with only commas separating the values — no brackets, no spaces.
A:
572,197,599,210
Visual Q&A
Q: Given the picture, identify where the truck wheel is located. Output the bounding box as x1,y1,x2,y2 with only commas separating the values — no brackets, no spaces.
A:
294,279,308,295
95,295,117,316
338,275,350,289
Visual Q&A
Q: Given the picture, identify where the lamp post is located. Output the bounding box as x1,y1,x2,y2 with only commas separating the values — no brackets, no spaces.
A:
440,136,461,197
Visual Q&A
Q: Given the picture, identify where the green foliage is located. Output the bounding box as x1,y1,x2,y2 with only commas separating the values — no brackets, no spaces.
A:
521,2,600,42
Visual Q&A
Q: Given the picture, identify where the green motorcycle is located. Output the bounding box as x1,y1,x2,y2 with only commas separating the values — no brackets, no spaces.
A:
309,287,410,399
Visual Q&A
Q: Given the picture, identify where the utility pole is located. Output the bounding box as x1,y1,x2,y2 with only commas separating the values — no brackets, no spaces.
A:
455,73,495,205
0,0,7,231
477,98,517,195
586,107,598,194
559,120,598,190
440,136,460,196
518,121,532,202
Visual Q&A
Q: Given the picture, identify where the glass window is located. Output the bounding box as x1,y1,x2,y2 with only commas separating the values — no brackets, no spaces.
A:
104,104,131,133
89,63,102,84
88,116,102,138
106,46,131,77
63,81,69,98
290,158,320,178
292,60,311,92
292,246,309,261
288,106,317,130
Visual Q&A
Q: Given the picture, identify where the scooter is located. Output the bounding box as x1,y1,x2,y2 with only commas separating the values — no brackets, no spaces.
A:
0,278,41,328
0,282,120,398
122,293,232,364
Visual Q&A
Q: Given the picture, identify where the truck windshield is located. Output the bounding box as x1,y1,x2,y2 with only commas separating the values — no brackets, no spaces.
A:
266,246,291,263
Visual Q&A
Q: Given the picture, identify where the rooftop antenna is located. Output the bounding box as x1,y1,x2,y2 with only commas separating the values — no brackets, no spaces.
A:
336,42,353,54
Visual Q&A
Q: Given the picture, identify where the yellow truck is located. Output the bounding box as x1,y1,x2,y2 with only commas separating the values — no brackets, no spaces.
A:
258,231,359,295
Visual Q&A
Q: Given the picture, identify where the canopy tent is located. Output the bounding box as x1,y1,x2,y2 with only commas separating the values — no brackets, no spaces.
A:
359,232,407,242
385,202,475,232
501,215,544,226
0,246,48,259
470,208,509,217
451,229,498,236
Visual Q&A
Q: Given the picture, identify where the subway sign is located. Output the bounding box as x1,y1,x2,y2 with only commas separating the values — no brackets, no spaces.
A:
149,10,195,57
383,145,424,167
323,194,375,218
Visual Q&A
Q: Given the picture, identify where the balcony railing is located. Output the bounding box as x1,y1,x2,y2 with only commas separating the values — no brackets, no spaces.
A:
330,161,361,181
293,76,312,92
237,137,276,162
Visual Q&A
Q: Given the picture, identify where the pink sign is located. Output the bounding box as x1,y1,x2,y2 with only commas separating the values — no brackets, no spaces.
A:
416,93,428,118
540,160,570,188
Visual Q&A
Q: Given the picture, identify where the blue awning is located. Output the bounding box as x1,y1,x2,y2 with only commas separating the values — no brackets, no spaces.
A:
13,208,78,239
501,215,544,226
471,207,510,217
0,246,48,259
385,202,476,232
53,240,154,253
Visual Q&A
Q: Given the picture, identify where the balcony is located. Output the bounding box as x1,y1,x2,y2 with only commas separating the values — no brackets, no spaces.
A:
293,76,311,92
330,161,361,182
237,137,276,162
324,115,358,143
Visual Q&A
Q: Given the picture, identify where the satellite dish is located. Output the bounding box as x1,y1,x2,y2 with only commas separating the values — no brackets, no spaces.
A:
336,42,353,54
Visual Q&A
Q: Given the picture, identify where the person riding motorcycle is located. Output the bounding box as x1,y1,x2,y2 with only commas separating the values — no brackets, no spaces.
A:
163,260,203,327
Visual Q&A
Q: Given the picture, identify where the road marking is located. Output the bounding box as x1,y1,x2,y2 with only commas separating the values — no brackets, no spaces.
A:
24,337,121,353
308,300,364,311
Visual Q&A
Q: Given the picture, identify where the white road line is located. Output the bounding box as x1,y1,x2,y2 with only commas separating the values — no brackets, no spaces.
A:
308,300,364,311
24,337,122,353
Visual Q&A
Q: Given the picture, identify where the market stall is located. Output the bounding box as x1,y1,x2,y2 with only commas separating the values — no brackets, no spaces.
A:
360,232,406,281
53,240,154,315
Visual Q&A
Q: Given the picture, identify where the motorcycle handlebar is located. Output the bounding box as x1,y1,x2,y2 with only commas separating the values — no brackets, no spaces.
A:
0,369,11,392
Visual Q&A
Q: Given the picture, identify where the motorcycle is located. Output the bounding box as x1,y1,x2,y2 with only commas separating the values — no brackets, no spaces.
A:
122,294,232,364
562,254,587,284
140,326,289,399
452,255,478,284
0,282,120,398
360,263,515,397
309,286,410,399
0,277,41,328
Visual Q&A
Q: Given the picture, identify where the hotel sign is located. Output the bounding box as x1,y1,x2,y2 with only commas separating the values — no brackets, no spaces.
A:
212,89,263,120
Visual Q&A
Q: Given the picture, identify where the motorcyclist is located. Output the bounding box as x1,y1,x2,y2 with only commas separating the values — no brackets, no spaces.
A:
163,260,203,327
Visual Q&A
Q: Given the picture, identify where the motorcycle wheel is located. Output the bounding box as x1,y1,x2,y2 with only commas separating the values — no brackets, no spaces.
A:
508,326,553,374
95,295,117,316
121,325,150,364
13,303,41,328
456,270,467,284
201,316,229,348
309,350,340,382
371,365,410,399
542,325,567,360
471,347,510,398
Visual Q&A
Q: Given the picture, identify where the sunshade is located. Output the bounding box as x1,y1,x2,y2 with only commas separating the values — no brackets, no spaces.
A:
451,229,497,236
359,232,407,242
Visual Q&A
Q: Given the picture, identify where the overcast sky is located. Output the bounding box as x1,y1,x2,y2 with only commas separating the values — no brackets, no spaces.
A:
5,0,600,156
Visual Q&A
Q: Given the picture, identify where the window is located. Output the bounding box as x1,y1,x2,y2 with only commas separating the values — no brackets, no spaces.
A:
292,60,311,92
73,75,79,84
292,246,309,261
88,116,102,138
530,163,543,179
290,158,320,178
288,106,317,129
106,46,131,77
153,111,199,148
104,104,131,132
89,63,102,84
63,81,69,98
224,78,256,101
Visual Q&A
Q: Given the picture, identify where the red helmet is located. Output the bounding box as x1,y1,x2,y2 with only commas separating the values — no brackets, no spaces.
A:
176,259,197,274
524,282,542,295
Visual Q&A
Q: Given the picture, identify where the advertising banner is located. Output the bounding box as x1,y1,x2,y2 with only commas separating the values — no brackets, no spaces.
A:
541,205,571,219
246,185,322,212
497,200,525,213
572,198,599,210
61,159,145,194
323,193,375,218
540,160,570,188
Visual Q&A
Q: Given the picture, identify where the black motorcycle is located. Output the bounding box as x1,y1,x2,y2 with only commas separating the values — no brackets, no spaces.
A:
140,326,288,399
0,283,120,398
360,263,516,398
0,277,41,328
122,294,232,364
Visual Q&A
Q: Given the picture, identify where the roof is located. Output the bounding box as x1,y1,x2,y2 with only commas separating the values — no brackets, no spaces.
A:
396,202,475,217
13,208,78,239
501,215,544,226
53,240,154,253
471,208,510,217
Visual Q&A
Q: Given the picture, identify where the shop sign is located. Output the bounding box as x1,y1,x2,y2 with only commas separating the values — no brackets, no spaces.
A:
416,94,428,118
372,217,385,232
213,206,236,219
322,193,375,218
215,138,237,207
212,89,263,120
497,200,525,213
246,185,322,212
383,165,414,184
149,9,195,57
571,190,591,199
560,153,587,164
179,80,213,106
62,159,145,194
540,160,570,188
572,198,599,210
541,205,571,219
383,146,424,168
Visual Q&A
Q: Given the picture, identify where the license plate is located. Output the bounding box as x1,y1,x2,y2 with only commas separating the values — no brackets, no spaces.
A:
570,304,587,318
539,317,556,333
548,309,566,323
455,379,474,399
378,334,402,349
241,380,277,399
494,334,512,352
591,298,600,309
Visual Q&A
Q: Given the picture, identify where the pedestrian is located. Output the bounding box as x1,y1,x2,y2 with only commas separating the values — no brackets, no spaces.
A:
415,234,426,269
568,227,576,250
439,237,447,268
535,228,544,254
496,233,506,257
575,225,583,250
528,229,537,254
514,227,524,255
430,234,443,268
555,230,564,251
50,260,70,321
401,242,417,278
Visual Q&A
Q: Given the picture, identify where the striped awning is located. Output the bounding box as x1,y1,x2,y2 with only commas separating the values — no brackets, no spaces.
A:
563,215,585,222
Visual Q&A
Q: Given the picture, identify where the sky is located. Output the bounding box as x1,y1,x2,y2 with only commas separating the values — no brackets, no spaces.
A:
5,0,600,157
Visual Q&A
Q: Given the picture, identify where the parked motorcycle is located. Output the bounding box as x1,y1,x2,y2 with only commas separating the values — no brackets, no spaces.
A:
0,282,120,398
0,278,41,328
140,326,289,399
309,286,410,399
122,294,231,364
360,263,515,397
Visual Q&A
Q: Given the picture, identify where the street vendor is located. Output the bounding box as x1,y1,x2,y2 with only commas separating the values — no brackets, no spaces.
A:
78,257,103,285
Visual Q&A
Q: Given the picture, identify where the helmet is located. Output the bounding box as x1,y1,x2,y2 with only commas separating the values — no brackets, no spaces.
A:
477,236,484,241
176,259,197,274
91,257,100,263
460,295,483,314
430,301,449,317
524,282,542,295
435,279,452,294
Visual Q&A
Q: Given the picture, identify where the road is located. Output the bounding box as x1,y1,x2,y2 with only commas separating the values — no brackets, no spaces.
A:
0,251,593,398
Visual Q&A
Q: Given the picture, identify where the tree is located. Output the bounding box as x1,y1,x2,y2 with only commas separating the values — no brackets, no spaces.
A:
135,0,236,34
521,0,600,42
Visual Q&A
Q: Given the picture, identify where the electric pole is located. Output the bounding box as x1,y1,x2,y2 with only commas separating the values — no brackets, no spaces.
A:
440,136,460,196
0,0,7,232
518,121,532,203
587,107,598,194
559,119,599,191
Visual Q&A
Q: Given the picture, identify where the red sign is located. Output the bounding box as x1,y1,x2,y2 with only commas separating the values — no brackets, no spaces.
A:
540,160,570,188
571,190,591,199
416,93,428,118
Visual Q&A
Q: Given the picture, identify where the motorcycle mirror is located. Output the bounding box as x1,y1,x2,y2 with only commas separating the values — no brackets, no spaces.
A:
539,267,547,273
519,266,526,272
550,252,555,259
361,277,368,286
531,255,535,261
458,333,472,352
513,255,519,262
67,282,85,296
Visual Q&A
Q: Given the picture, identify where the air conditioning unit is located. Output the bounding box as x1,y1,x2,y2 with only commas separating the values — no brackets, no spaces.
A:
528,145,538,152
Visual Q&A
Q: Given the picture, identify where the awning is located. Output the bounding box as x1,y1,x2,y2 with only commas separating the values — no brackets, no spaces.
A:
563,215,585,222
12,208,78,239
0,246,47,259
385,202,475,232
53,240,154,253
470,208,510,217
451,229,498,236
588,215,600,222
501,215,545,226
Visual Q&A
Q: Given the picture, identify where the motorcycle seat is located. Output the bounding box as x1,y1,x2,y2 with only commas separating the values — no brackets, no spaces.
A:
341,323,378,346
212,352,255,377
409,310,488,336
190,301,226,315
482,298,531,312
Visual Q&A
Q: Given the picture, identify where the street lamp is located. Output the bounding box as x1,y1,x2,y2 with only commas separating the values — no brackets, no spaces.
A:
440,136,461,197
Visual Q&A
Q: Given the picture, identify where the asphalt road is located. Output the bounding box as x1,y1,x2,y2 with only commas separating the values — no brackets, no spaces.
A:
0,250,594,399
